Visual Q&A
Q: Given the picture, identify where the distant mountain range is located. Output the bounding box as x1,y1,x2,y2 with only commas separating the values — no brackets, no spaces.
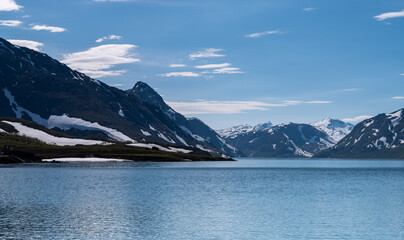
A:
218,110,403,158
0,38,237,157
218,122,336,157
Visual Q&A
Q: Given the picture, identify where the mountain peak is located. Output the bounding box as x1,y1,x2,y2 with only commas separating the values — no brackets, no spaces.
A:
253,121,273,131
128,81,166,108
311,118,354,142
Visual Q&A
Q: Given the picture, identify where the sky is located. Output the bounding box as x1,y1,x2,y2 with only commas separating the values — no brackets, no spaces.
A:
1,0,403,129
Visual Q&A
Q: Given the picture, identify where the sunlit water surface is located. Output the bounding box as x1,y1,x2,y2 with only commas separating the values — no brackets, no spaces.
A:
1,158,404,239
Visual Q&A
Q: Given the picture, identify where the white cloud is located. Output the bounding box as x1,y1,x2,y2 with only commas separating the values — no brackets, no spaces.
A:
306,101,333,104
303,8,316,12
96,35,122,43
167,99,332,115
0,0,22,11
246,30,281,38
189,48,225,59
167,100,284,114
401,73,404,76
0,20,22,27
374,9,404,21
195,63,231,69
170,64,186,68
160,72,200,77
392,96,404,99
110,83,124,87
283,100,302,105
342,115,372,123
210,67,244,74
7,39,43,51
61,44,139,78
341,88,359,92
31,24,66,33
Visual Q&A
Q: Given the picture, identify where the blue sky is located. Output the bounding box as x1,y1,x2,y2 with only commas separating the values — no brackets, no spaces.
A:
1,0,403,129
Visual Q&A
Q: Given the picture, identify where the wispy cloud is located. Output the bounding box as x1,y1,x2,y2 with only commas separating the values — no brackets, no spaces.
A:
189,48,225,59
374,9,404,21
160,72,200,77
110,83,124,87
0,20,22,27
0,0,22,11
170,64,186,68
302,8,316,12
341,88,359,92
195,63,231,69
209,67,244,74
96,35,122,43
401,73,404,76
342,115,372,123
306,101,333,104
167,101,283,114
7,39,43,51
31,24,66,32
167,99,332,115
392,96,404,99
245,30,281,38
62,44,139,78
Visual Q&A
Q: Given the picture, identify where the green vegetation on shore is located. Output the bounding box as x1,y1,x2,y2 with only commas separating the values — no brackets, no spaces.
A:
0,132,232,163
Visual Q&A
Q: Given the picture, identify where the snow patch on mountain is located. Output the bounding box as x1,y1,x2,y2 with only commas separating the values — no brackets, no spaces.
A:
196,144,213,153
141,129,151,136
175,134,189,146
157,132,176,144
3,88,48,126
128,143,192,154
387,109,402,127
48,114,134,142
2,121,106,146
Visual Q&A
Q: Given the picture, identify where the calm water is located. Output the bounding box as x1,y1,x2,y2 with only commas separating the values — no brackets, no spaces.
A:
1,158,404,240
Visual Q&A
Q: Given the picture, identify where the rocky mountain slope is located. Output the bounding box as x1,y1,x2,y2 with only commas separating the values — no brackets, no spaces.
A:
0,38,234,156
315,108,404,158
223,123,334,157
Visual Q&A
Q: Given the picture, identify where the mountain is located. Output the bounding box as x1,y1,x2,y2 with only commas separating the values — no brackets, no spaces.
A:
127,82,240,156
315,108,404,159
0,38,233,156
223,123,334,157
311,118,354,142
217,121,272,139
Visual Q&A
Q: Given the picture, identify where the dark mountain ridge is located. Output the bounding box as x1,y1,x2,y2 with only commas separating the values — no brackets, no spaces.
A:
315,108,404,158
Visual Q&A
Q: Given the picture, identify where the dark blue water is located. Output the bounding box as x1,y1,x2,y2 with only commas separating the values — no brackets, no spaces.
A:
1,158,404,240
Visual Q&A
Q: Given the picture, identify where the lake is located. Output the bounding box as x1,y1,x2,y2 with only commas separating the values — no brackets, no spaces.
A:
1,158,404,239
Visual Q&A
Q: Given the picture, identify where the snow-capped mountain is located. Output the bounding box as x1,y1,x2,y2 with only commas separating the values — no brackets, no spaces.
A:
223,123,334,157
311,118,354,142
217,121,272,139
316,108,404,158
217,124,254,138
253,121,273,131
0,38,234,156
